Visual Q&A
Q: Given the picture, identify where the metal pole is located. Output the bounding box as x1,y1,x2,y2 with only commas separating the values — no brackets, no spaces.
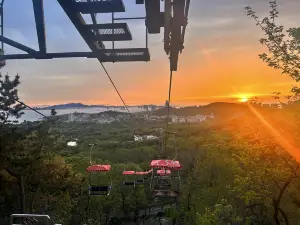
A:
112,12,115,63
1,3,3,51
145,19,148,49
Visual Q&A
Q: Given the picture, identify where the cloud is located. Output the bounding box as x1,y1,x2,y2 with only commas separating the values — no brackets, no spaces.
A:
189,18,236,29
41,76,70,80
199,48,218,55
5,28,37,53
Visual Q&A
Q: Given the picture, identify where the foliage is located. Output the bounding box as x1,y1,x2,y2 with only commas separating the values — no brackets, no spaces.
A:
0,73,25,124
51,108,57,116
245,0,300,101
1,75,300,224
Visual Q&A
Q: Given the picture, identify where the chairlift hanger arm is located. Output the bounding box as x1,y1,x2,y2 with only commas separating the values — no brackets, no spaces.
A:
143,0,190,71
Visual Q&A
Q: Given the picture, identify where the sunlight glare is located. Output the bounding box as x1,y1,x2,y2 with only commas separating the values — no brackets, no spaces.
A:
239,96,249,102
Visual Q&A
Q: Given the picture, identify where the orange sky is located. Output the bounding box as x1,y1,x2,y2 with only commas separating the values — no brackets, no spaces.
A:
2,0,299,106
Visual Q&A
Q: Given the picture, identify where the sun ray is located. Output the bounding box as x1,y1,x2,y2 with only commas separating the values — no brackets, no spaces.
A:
247,103,300,162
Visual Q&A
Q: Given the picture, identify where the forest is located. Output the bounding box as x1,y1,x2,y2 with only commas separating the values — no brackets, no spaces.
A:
2,1,300,224
1,76,300,225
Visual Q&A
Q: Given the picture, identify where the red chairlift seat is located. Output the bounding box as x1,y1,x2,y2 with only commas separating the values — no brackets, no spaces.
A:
150,160,182,198
89,185,112,196
150,160,182,170
86,164,111,172
86,164,112,196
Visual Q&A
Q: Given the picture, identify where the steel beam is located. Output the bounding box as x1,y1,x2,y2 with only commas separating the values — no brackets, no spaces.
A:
57,0,105,50
32,0,46,53
74,0,125,14
0,48,150,62
0,52,97,60
0,36,38,56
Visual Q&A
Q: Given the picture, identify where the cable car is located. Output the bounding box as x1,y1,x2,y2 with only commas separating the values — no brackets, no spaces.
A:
86,165,112,196
150,159,182,198
122,170,136,187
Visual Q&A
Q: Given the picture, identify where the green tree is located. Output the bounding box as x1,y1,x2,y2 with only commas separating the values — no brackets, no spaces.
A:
0,73,25,125
245,0,300,100
51,108,57,116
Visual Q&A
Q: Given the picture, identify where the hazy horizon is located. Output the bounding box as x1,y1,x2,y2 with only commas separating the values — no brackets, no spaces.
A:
30,100,280,108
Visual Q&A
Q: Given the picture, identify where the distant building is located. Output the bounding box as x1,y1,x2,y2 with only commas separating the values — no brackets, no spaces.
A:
134,135,158,142
145,135,159,140
68,113,75,122
171,116,179,123
262,103,281,109
170,113,215,124
187,116,198,123
134,135,143,142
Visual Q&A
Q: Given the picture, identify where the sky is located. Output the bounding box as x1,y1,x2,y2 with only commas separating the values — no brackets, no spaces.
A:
2,0,300,106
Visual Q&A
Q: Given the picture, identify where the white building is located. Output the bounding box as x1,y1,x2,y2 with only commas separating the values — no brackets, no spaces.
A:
145,135,159,140
134,135,143,142
171,116,179,123
170,113,215,124
134,135,158,142
68,113,75,122
186,116,196,123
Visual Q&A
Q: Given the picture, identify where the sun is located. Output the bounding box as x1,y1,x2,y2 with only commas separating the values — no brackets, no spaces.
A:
239,96,249,102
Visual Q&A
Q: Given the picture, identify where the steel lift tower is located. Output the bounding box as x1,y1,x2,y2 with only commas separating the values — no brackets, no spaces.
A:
0,0,190,71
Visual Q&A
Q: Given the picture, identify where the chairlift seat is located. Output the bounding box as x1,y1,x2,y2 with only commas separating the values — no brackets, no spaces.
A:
89,185,111,196
123,181,135,186
136,179,144,184
154,184,171,190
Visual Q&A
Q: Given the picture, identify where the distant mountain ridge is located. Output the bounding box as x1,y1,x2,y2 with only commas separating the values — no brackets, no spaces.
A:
32,103,162,110
33,103,108,110
152,102,249,117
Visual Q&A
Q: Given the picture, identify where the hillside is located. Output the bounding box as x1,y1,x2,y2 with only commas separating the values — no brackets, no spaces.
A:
152,102,249,117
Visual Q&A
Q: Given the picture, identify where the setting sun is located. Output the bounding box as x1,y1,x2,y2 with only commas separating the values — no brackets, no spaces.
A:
239,96,249,102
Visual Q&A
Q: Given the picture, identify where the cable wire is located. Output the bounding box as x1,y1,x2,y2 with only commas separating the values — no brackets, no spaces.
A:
14,98,51,120
163,70,173,157
99,62,131,115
